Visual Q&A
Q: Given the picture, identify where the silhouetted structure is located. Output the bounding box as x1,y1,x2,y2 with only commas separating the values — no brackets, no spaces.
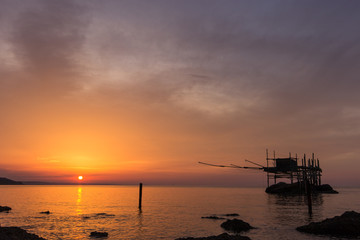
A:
199,149,324,192
264,150,322,188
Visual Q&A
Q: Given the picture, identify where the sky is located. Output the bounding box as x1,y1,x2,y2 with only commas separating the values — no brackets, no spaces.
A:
0,0,360,186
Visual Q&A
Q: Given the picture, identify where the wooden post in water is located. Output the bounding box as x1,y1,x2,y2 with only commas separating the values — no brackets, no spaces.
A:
138,183,143,210
306,180,312,215
317,159,321,185
266,149,269,187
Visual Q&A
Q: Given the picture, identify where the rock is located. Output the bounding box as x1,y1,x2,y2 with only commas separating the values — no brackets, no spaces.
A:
95,213,115,217
0,206,11,212
0,226,46,240
175,233,251,240
82,213,115,219
313,184,338,194
265,182,298,194
40,211,50,214
223,214,239,217
202,213,239,220
201,216,225,220
265,182,338,194
296,211,360,237
220,219,254,233
90,231,108,238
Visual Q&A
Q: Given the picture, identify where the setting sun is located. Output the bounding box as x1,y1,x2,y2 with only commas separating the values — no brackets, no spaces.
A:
78,176,83,181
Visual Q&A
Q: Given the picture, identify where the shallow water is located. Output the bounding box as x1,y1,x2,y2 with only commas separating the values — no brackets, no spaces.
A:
0,185,359,240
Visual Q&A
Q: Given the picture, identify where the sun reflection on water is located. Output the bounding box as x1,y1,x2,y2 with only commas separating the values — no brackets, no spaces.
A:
76,186,82,215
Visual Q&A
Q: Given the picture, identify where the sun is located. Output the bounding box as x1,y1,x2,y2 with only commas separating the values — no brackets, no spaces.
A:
78,176,83,181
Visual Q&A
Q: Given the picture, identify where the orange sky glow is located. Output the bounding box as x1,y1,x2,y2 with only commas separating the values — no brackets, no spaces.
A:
1,0,360,187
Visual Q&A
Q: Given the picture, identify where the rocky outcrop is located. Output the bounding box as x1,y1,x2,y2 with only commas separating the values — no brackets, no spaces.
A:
0,227,46,240
314,184,338,193
201,213,239,220
201,216,225,220
175,233,250,240
223,214,239,217
90,231,108,238
220,219,254,233
0,178,23,185
265,182,338,194
39,211,50,214
0,206,11,212
82,213,115,220
296,211,360,237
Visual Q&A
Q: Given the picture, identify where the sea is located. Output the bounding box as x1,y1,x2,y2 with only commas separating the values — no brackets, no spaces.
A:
1,185,360,240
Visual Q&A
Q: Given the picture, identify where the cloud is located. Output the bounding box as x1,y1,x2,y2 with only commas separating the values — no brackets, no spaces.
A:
1,0,360,185
1,0,89,99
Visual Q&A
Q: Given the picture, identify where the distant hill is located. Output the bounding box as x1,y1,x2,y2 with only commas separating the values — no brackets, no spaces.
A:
22,181,53,185
0,177,23,185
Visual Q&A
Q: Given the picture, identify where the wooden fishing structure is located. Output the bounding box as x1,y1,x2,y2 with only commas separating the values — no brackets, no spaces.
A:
199,149,322,188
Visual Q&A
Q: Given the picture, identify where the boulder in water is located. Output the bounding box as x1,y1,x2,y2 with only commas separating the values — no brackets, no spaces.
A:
201,216,226,220
265,182,338,194
223,213,239,217
90,231,108,238
175,233,251,240
296,211,360,237
0,206,11,212
40,211,51,214
313,184,338,193
220,219,254,233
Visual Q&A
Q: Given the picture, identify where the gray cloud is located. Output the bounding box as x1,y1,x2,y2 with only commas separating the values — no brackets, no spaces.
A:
2,0,89,99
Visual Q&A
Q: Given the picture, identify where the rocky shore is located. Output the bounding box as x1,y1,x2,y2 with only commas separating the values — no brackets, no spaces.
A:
0,227,46,240
296,211,360,237
265,182,338,194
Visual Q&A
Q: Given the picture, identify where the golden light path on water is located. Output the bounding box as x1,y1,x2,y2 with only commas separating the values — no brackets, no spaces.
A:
76,187,82,215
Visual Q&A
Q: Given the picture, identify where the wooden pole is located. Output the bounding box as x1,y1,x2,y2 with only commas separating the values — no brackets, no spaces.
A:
303,154,307,192
273,151,276,185
318,159,321,185
306,180,312,215
138,183,143,210
266,149,269,187
308,159,311,184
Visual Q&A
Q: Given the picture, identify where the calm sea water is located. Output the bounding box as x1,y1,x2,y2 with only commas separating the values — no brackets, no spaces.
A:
1,185,360,240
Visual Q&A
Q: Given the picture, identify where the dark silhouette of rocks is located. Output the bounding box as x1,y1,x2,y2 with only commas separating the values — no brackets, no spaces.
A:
296,211,360,237
90,231,108,238
40,211,51,214
0,206,11,212
82,213,115,220
265,182,338,194
0,227,46,240
223,214,239,217
95,213,115,217
202,213,239,220
220,219,254,233
314,184,338,193
175,233,251,240
201,216,226,220
0,178,23,185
